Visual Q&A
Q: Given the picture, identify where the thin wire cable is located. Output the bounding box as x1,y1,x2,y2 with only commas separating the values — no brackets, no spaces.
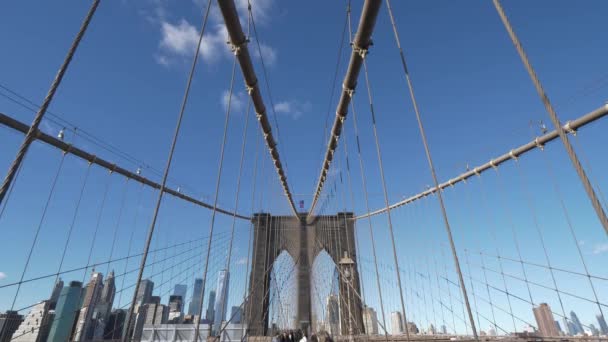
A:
0,0,100,206
492,0,608,236
194,48,238,342
384,1,478,338
122,0,213,339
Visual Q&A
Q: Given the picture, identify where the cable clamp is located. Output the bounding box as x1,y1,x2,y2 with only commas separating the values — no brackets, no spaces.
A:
352,44,368,59
509,150,518,161
473,167,480,177
534,137,544,151
245,84,255,95
343,84,355,97
229,38,248,55
489,159,497,170
564,121,577,136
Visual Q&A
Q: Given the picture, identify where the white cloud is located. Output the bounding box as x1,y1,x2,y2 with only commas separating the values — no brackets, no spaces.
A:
273,100,311,120
221,90,248,112
236,257,248,265
155,0,278,66
0,272,6,280
593,243,608,255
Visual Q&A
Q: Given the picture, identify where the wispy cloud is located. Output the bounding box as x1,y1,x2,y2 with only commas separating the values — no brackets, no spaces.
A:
273,100,311,120
221,90,248,112
0,272,6,281
236,257,248,265
593,243,608,255
153,0,278,67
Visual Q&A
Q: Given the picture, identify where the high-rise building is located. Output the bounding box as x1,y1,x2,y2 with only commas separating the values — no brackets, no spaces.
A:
390,312,403,335
12,301,51,342
213,270,230,334
406,322,419,334
73,272,104,341
563,317,576,336
325,295,339,336
554,320,563,335
230,306,242,324
570,311,584,335
168,295,184,323
103,309,126,340
533,303,559,337
135,279,154,314
0,311,24,342
440,325,447,335
205,291,216,322
188,279,203,317
92,270,115,339
48,278,64,311
597,314,608,335
589,324,600,336
362,306,378,335
47,281,82,342
429,324,437,335
173,285,187,309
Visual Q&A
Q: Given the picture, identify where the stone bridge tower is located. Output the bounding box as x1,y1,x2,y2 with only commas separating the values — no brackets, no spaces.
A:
246,213,364,336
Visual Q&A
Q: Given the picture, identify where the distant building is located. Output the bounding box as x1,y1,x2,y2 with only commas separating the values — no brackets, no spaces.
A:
47,281,82,342
188,279,203,317
230,306,243,324
533,303,559,337
589,324,600,336
406,322,419,335
48,278,64,311
570,311,584,335
173,285,187,303
487,327,496,336
563,317,576,336
597,314,608,335
168,295,184,323
135,279,154,314
206,291,216,322
362,306,378,335
440,325,447,335
12,301,51,342
213,270,230,335
103,309,126,340
73,271,104,341
429,324,437,335
554,320,563,335
92,270,115,339
390,312,403,335
0,311,24,342
325,295,339,336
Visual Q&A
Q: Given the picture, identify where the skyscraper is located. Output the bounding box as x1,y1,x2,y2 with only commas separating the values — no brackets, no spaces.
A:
73,272,104,341
206,291,216,323
168,295,184,323
570,311,584,335
134,279,154,314
12,301,51,342
188,279,203,317
533,303,559,337
92,270,115,339
589,324,600,336
48,278,64,310
362,306,378,335
563,317,576,336
230,306,243,324
391,311,404,335
103,309,126,340
554,320,563,335
0,311,23,342
47,281,82,342
325,295,339,336
213,270,230,334
597,314,608,335
173,285,187,302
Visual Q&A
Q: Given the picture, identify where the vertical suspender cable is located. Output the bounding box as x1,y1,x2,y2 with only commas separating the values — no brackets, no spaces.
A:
384,1,478,338
194,51,238,342
0,0,100,206
122,0,213,340
359,46,411,342
492,0,608,236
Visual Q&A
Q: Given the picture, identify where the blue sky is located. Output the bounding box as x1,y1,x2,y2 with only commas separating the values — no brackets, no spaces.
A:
1,0,608,336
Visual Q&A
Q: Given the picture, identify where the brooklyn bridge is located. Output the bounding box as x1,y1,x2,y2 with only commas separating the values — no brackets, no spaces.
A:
0,0,607,341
